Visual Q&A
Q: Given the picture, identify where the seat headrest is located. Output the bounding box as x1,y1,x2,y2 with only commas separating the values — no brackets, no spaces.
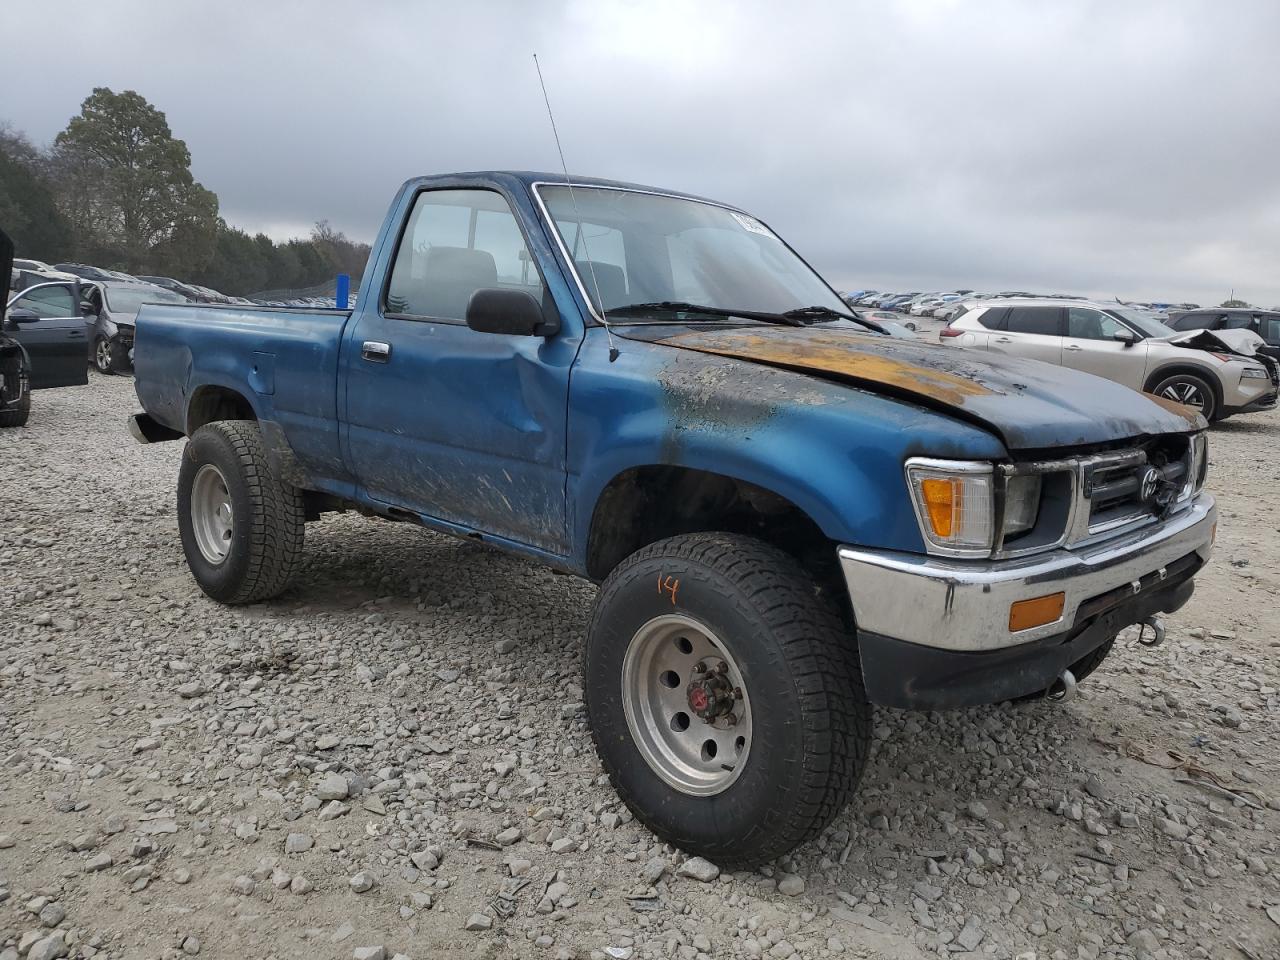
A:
424,246,498,285
575,259,627,312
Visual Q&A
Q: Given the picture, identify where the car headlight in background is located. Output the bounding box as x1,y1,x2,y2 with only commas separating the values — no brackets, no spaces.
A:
906,459,995,556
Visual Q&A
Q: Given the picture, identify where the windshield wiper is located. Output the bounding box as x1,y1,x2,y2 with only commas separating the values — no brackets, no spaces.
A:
781,305,885,333
607,301,805,327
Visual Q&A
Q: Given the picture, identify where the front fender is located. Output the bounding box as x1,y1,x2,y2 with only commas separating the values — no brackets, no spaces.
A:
567,335,1008,559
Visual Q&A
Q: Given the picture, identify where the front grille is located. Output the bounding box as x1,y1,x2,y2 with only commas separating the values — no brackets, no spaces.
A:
1082,439,1189,535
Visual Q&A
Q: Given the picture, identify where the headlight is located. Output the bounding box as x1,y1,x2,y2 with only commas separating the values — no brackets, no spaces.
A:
1240,367,1269,380
1003,474,1042,537
906,459,995,556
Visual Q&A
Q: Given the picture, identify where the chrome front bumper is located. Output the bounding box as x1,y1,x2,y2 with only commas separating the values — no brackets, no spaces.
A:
838,494,1216,653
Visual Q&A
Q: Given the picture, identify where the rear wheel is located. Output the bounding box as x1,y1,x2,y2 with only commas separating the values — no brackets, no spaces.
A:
584,532,870,868
177,419,304,604
1152,372,1217,421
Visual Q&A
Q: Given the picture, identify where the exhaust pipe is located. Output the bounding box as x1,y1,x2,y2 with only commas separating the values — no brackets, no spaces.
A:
1046,668,1078,703
1137,616,1166,647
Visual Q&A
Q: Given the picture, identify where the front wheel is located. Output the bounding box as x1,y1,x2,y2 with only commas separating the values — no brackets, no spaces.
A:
1152,372,1218,421
0,352,31,428
177,419,305,604
584,533,871,869
93,336,124,375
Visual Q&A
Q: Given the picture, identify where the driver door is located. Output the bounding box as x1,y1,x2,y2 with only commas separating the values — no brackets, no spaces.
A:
4,282,90,388
1060,306,1146,390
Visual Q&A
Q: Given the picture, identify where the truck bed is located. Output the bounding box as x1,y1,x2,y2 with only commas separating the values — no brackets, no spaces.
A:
133,302,354,486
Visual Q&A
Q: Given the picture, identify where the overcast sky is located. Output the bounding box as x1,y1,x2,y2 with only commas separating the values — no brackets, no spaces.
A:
7,0,1279,306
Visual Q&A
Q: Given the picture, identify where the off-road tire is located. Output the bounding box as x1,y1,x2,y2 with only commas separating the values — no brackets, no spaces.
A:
1151,372,1218,422
584,532,871,869
0,353,31,428
177,419,304,604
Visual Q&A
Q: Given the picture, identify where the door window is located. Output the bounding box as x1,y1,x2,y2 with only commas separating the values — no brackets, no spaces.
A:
385,189,546,321
1005,306,1062,335
976,307,1008,329
1066,307,1127,340
1260,317,1280,345
1221,314,1253,330
13,284,76,318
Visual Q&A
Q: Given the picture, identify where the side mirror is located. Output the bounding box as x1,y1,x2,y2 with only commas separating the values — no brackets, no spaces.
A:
7,308,40,324
465,288,558,337
80,301,97,316
1112,329,1137,347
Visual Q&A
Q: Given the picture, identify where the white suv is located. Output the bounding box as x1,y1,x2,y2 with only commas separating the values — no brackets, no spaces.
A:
941,298,1277,421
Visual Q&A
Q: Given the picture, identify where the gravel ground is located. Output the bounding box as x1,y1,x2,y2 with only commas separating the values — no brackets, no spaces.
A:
1,374,1278,960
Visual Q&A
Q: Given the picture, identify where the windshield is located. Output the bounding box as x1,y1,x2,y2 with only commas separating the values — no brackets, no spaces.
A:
1109,307,1173,338
538,185,848,321
105,284,187,314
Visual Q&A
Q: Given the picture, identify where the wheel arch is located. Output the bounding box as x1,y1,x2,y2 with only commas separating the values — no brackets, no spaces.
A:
583,465,843,597
185,385,259,436
1143,363,1223,412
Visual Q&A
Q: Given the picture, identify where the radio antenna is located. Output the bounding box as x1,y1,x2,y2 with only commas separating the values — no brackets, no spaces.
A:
533,53,620,362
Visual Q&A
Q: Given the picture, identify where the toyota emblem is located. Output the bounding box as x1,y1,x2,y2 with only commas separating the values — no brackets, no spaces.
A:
1140,467,1160,502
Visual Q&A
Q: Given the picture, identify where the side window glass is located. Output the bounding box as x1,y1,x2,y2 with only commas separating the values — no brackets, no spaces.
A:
1174,313,1214,330
1006,307,1061,336
385,189,545,321
1067,307,1125,340
977,307,1008,330
16,285,76,318
1222,314,1252,330
1261,318,1280,344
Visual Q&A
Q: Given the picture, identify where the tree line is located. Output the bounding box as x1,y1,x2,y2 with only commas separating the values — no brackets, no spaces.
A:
0,88,369,297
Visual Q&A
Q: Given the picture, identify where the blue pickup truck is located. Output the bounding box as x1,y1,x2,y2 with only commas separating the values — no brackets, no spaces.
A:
131,172,1216,866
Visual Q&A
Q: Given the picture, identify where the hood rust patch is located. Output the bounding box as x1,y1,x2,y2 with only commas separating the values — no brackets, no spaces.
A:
658,329,994,407
1143,391,1208,429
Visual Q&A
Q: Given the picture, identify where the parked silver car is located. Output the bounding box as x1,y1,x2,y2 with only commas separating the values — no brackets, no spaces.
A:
941,298,1278,421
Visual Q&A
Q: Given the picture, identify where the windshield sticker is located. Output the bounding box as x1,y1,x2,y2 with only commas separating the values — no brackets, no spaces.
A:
730,212,773,237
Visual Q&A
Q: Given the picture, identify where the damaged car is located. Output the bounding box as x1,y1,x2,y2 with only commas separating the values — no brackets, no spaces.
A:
941,297,1278,420
1,234,89,427
129,173,1217,867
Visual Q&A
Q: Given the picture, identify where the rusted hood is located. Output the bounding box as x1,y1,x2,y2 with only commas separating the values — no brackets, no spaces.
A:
651,327,1203,450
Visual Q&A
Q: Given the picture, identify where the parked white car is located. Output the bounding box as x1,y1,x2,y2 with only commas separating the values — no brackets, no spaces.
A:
941,298,1278,421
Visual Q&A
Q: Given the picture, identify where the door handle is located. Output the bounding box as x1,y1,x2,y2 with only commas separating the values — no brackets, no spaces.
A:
362,341,391,362
994,337,1012,343
1064,344,1082,351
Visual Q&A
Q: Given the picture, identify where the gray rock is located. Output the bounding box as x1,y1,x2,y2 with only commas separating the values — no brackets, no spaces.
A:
38,903,65,927
285,832,314,854
464,912,492,931
349,870,376,893
777,874,805,896
318,772,350,800
85,852,113,872
956,917,984,952
967,801,989,821
495,826,522,846
353,949,385,960
176,680,206,698
1157,818,1189,840
27,934,68,960
642,857,668,884
677,856,720,882
1128,929,1160,959
182,936,201,955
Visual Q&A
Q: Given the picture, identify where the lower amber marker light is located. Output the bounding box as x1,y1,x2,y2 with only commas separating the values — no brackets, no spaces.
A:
1008,592,1065,632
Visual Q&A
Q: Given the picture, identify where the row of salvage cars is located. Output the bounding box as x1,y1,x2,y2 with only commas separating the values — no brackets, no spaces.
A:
3,249,188,427
933,298,1279,422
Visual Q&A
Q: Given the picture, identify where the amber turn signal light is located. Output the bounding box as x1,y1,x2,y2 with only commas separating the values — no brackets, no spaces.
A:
1008,592,1065,632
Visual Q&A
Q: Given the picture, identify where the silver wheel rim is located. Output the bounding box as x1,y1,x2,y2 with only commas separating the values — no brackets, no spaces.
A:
96,339,111,371
190,464,234,564
1158,380,1206,411
621,614,752,796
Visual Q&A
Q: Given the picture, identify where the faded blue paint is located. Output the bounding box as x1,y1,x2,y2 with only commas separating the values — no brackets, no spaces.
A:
133,171,1198,578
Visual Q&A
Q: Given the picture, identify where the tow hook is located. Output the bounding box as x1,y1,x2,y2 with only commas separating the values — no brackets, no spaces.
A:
1137,616,1166,647
1046,668,1078,703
